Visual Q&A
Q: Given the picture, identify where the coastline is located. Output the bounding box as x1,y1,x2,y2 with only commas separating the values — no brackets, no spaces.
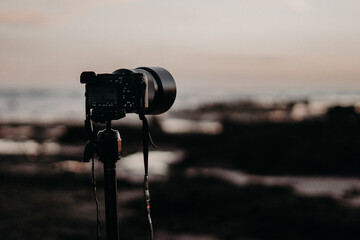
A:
1,99,360,239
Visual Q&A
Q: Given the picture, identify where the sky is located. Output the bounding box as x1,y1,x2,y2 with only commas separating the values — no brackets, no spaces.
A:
0,0,359,93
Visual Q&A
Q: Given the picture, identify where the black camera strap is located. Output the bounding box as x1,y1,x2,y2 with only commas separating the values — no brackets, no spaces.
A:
91,153,102,240
85,118,102,240
140,114,155,240
139,79,155,240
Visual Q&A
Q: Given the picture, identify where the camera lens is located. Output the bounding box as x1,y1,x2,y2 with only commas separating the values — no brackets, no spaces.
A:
112,67,176,115
134,67,176,115
113,67,176,115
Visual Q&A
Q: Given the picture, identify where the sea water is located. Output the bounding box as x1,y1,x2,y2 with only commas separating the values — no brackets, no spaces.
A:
1,86,360,123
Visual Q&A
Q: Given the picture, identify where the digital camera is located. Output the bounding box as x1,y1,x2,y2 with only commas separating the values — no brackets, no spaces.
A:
81,67,176,123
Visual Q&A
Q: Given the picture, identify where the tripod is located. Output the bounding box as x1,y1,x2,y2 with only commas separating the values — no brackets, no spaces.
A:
84,119,121,240
84,116,154,240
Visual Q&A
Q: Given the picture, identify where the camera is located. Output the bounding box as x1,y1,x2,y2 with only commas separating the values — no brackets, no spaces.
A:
81,67,176,123
81,67,176,239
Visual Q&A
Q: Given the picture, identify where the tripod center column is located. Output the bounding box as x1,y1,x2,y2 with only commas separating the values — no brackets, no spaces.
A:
97,125,121,240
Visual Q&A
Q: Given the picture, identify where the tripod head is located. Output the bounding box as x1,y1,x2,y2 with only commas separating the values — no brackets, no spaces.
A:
83,121,121,164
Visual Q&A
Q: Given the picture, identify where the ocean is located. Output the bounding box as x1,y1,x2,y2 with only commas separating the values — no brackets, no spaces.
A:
1,86,360,123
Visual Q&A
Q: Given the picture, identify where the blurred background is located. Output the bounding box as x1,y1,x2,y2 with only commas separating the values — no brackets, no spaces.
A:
1,1,360,239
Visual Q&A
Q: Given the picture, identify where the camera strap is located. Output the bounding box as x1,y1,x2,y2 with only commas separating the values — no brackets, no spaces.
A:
91,153,102,240
83,118,102,240
139,113,155,240
139,80,155,240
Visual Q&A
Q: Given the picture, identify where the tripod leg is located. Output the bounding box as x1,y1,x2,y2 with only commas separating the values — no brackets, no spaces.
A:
103,162,119,240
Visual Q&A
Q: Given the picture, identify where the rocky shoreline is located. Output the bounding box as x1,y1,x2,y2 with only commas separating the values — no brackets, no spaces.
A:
1,100,360,239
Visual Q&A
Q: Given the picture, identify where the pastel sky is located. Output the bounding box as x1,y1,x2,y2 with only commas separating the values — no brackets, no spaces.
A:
0,0,359,92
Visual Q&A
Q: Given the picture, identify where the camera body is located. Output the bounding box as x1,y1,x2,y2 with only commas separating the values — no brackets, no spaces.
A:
81,67,176,123
81,70,144,122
